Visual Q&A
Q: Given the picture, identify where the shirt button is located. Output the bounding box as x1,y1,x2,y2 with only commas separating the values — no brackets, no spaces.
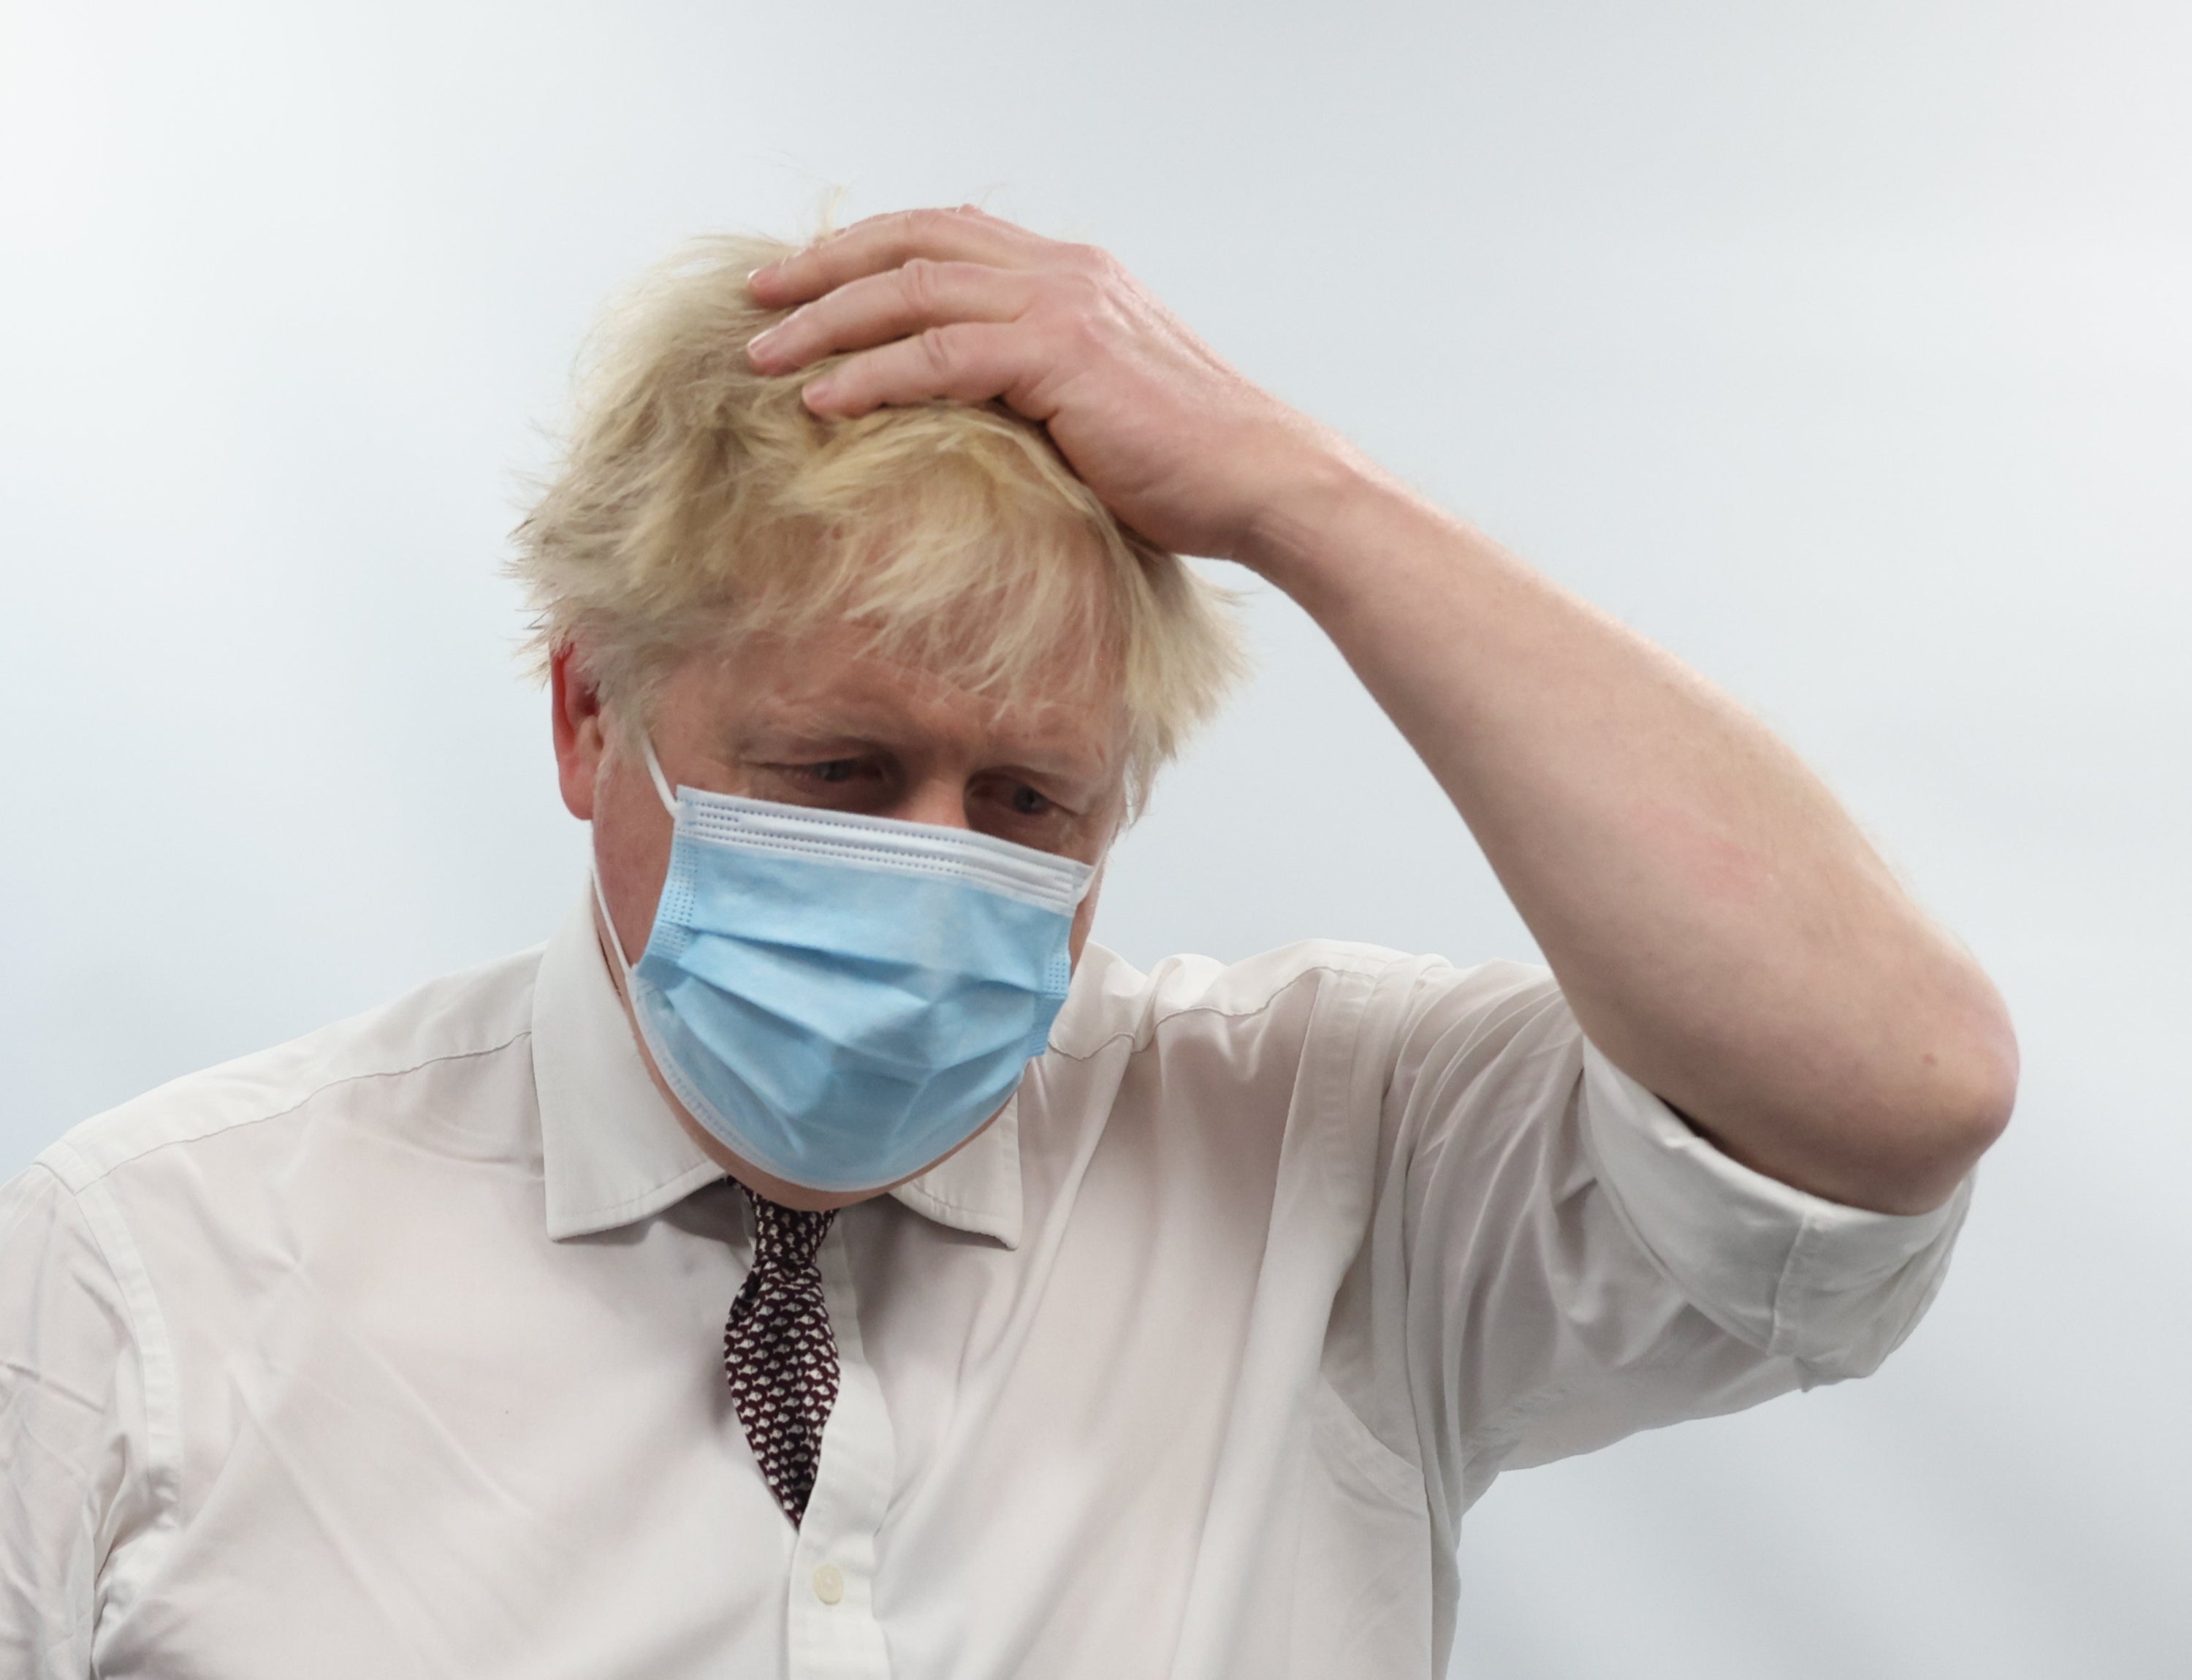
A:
812,1562,845,1605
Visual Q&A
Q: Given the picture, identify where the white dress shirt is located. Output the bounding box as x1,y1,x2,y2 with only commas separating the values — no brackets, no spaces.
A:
0,895,1969,1679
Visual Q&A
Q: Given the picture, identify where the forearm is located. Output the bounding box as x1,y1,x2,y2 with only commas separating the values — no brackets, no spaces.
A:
1238,446,2016,1213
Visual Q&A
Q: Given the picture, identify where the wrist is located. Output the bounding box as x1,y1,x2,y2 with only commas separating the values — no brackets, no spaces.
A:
1226,431,1423,602
1226,428,1352,576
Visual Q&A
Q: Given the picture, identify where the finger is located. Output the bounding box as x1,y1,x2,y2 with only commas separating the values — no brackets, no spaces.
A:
746,259,1037,375
800,322,1043,421
750,206,1048,307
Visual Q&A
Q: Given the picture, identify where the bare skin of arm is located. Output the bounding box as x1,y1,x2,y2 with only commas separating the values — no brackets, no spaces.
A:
745,207,2017,1214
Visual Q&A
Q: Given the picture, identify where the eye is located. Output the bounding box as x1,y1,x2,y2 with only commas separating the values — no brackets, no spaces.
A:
1008,783,1054,816
766,757,888,799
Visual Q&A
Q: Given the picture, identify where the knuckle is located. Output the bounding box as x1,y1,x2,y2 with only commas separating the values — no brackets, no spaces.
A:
1058,311,1109,359
898,256,940,311
917,324,962,378
1057,267,1107,311
1038,276,1109,346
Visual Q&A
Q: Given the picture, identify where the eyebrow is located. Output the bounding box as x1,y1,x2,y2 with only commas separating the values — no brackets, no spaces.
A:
728,716,1117,784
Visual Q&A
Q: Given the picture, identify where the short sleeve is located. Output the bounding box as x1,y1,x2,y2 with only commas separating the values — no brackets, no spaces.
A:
1352,959,1970,1506
0,1165,149,1680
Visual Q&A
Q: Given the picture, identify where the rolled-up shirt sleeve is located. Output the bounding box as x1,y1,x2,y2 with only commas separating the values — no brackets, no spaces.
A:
1368,958,1971,1500
1578,1038,1971,1376
0,1165,150,1680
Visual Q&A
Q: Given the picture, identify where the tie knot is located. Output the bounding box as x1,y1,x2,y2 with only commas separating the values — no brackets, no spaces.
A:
739,1185,837,1270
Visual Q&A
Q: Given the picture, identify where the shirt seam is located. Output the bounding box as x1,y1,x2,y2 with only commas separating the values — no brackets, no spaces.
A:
52,1166,184,1635
1574,1049,1798,1353
1765,1208,1816,1355
1455,1377,1580,1467
45,1027,536,1193
1049,957,1386,1065
1453,1327,1709,1473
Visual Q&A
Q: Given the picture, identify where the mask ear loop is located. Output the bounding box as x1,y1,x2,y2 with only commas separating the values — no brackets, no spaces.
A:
590,864,635,978
592,729,680,978
639,731,680,816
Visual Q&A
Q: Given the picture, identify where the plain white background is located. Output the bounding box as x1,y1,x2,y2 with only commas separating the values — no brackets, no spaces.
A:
3,1,2185,1673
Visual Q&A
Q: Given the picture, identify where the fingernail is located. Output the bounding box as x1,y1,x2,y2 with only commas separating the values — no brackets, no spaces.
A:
802,375,837,409
745,326,784,364
745,265,775,291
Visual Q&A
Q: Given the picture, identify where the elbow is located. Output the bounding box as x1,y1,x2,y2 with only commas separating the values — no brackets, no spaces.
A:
1853,979,2020,1215
1922,1044,2019,1202
1951,1007,2021,1158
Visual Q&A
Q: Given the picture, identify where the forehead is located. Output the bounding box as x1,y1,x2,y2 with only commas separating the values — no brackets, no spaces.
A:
667,620,1127,775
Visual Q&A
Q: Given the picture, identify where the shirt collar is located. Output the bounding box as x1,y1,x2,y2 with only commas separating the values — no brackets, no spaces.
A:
530,889,1024,1248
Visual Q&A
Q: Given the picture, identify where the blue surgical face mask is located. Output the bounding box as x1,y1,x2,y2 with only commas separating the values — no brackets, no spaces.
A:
594,736,1097,1194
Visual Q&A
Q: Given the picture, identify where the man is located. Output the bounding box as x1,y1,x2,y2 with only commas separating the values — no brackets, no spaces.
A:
0,208,2015,1679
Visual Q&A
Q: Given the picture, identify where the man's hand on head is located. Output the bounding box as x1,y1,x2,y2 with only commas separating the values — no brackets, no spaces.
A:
743,206,1342,566
757,205,2017,1217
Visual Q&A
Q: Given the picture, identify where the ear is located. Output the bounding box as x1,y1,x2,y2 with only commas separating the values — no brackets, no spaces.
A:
550,643,609,821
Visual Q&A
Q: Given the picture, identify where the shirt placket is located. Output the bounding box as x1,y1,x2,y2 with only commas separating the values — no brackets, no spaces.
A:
783,1226,895,1679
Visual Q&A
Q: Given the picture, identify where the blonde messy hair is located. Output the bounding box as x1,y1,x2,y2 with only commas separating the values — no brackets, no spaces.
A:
510,232,1246,804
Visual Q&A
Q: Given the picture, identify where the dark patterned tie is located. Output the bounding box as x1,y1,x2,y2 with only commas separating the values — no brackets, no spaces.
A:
723,1184,840,1525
